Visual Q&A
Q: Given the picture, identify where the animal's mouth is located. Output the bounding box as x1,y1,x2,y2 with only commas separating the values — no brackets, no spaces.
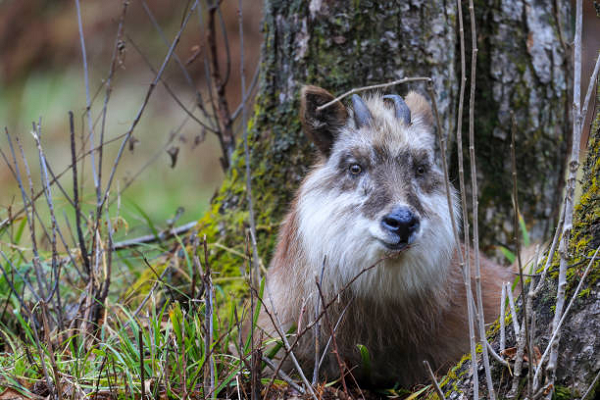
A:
378,238,411,253
377,230,419,253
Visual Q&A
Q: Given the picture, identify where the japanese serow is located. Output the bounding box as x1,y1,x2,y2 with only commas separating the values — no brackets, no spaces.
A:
257,85,512,386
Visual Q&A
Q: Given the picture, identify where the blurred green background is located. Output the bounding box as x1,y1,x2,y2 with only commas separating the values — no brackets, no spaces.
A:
0,0,262,240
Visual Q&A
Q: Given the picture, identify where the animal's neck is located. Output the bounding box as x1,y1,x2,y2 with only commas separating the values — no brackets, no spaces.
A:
289,212,456,305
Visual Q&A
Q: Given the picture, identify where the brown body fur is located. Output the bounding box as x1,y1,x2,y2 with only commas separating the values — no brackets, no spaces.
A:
260,207,511,386
256,86,512,387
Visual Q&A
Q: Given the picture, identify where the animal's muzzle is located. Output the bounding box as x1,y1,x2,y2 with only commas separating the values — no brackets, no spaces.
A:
381,206,420,247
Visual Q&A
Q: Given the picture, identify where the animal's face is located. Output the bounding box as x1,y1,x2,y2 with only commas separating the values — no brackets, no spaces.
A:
297,86,458,295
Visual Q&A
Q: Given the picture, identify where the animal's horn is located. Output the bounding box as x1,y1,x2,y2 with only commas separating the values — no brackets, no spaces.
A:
351,94,373,128
383,94,411,125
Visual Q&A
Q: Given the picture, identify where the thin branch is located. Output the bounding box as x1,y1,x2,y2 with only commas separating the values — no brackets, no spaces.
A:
485,341,509,368
239,0,260,290
31,121,63,341
466,0,495,396
581,52,600,129
452,0,480,394
101,1,199,206
126,34,218,134
428,80,479,398
140,0,216,128
424,360,446,400
112,221,197,251
15,136,50,297
69,111,90,276
533,203,565,296
317,300,352,371
508,111,533,397
0,130,130,232
207,0,235,169
506,282,520,335
317,77,432,111
98,0,130,211
231,62,261,121
581,369,600,400
261,281,318,400
500,283,507,352
217,5,232,87
75,0,100,200
261,356,305,394
139,329,145,399
315,279,349,395
545,0,584,392
534,246,600,390
203,236,215,397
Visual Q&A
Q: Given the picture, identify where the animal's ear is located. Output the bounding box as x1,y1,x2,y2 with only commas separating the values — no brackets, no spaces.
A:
300,85,348,157
404,91,434,130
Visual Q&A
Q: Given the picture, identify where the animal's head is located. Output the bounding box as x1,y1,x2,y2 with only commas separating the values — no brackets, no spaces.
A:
296,85,459,296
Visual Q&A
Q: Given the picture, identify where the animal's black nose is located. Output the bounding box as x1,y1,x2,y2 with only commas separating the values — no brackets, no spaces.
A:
381,207,420,242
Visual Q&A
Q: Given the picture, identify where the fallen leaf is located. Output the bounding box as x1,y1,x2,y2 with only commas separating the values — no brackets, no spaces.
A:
501,345,542,366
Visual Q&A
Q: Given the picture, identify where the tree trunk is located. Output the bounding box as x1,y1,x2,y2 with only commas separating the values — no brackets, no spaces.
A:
198,0,571,294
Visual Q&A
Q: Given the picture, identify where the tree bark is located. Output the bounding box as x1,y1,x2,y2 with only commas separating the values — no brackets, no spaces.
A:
444,80,599,400
198,0,571,293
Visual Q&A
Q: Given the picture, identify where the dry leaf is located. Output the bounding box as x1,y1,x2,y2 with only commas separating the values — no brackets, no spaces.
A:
501,345,542,366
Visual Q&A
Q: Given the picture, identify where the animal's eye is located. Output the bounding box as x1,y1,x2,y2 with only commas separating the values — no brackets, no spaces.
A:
416,165,427,176
349,163,363,176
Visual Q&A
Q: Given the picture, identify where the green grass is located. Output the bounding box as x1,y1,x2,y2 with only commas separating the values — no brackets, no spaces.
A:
0,226,253,399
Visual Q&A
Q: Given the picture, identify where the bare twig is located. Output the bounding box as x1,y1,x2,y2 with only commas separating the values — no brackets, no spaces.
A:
581,53,600,134
544,1,585,393
217,5,232,88
534,246,600,390
16,136,51,298
428,81,479,398
69,112,91,276
261,356,305,394
112,221,197,251
508,112,533,397
581,369,600,400
75,0,100,200
239,0,260,290
98,0,129,197
500,283,507,352
126,35,217,134
207,0,235,169
139,329,145,399
261,281,318,400
231,63,261,121
102,1,199,208
315,279,349,395
0,130,130,232
317,300,352,371
485,341,509,368
424,360,446,400
506,282,520,336
466,0,495,396
316,77,432,111
312,260,326,385
452,0,480,394
31,121,65,347
533,203,565,295
140,0,216,129
202,236,215,397
238,5,261,398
